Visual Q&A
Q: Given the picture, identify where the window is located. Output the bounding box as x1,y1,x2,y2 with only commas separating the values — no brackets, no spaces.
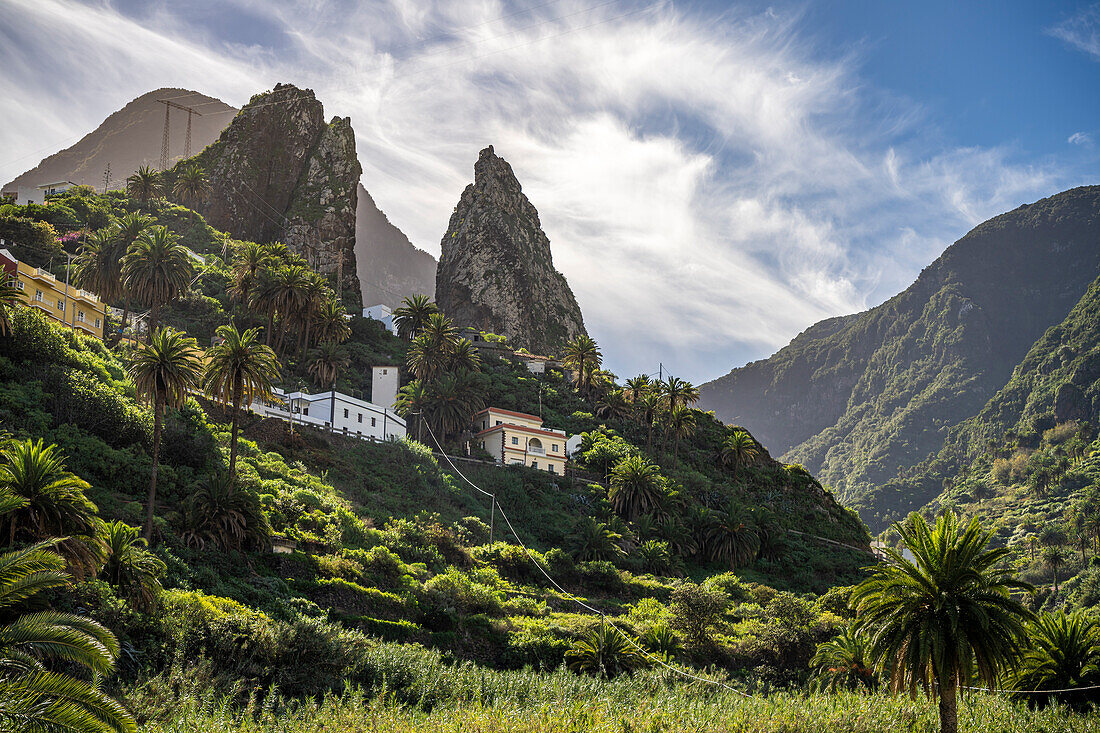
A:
35,289,43,302
77,311,85,322
382,368,388,375
94,318,101,329
531,461,538,469
371,417,376,427
56,299,64,311
548,464,556,474
303,407,309,416
343,408,349,418
495,420,502,426
511,436,519,445
357,413,362,423
552,444,558,453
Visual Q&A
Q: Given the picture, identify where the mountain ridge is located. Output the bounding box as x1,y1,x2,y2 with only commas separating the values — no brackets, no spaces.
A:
700,185,1100,528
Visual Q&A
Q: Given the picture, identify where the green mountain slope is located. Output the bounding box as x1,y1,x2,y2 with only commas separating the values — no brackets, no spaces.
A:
870,271,1100,531
700,186,1100,526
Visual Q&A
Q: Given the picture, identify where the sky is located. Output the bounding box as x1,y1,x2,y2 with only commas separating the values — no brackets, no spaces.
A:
1,0,1098,383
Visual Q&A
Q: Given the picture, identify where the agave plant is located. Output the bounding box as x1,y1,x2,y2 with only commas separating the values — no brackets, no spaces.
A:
0,541,136,733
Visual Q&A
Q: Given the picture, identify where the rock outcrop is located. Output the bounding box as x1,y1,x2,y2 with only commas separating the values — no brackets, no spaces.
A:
177,83,362,305
435,146,586,355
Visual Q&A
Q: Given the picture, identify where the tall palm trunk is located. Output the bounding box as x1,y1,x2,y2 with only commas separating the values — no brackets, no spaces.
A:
229,388,242,478
118,298,130,345
147,302,160,342
265,311,274,346
144,398,164,543
937,671,958,733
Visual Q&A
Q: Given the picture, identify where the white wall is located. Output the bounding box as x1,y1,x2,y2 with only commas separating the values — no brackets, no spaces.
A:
363,304,395,334
252,388,406,441
371,366,400,409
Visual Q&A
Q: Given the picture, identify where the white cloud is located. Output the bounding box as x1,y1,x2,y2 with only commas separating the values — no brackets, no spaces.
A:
0,0,1067,382
1069,131,1093,145
1048,4,1100,60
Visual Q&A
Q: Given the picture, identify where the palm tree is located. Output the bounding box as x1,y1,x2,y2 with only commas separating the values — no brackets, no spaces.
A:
705,503,759,569
0,541,136,733
230,241,272,306
608,455,667,520
312,298,351,346
1013,610,1100,699
667,405,696,466
811,627,878,692
100,520,165,611
426,370,486,440
565,624,646,678
595,390,631,422
179,472,272,552
203,325,281,476
127,328,204,542
567,516,624,562
126,164,161,203
73,228,123,339
639,622,682,659
0,439,104,578
660,376,699,410
407,313,461,382
851,511,1033,733
624,375,652,405
395,379,431,443
719,430,760,480
561,335,601,397
447,338,481,373
122,226,194,335
268,264,311,354
172,164,208,207
638,392,662,454
637,539,676,575
248,267,281,346
295,273,328,356
0,279,25,336
307,341,348,389
392,294,439,339
1043,544,1067,593
109,213,154,339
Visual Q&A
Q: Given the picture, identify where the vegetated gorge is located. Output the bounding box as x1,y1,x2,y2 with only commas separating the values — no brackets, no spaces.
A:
0,83,1097,733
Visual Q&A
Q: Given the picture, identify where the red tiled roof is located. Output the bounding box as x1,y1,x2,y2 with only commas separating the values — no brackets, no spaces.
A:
474,406,543,423
476,422,565,440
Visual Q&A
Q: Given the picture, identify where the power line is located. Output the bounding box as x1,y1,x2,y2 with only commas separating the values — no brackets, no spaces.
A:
418,418,754,698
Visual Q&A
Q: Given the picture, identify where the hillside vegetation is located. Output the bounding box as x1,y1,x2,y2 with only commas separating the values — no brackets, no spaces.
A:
700,186,1100,529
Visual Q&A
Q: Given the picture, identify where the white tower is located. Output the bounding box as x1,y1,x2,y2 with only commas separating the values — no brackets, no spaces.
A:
371,365,400,408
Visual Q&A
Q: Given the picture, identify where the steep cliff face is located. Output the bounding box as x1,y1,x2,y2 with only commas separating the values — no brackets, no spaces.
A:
436,146,586,355
355,184,437,308
178,83,361,306
699,186,1100,523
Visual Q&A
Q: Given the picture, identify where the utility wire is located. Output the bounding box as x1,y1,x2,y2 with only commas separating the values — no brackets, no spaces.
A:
418,418,755,698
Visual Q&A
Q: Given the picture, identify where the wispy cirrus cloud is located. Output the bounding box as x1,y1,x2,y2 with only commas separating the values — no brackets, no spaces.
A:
1048,3,1100,60
0,0,1069,381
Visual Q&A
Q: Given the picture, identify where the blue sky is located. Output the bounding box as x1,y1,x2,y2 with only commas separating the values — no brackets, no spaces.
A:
1,0,1098,383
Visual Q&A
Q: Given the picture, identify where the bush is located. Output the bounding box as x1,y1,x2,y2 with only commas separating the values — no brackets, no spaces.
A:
669,581,728,647
422,568,504,617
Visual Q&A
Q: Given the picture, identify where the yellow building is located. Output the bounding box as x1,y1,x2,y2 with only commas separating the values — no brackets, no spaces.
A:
473,407,567,475
0,249,106,340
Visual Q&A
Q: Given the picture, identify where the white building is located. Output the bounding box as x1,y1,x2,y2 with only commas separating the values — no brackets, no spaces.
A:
371,365,400,408
251,387,406,441
472,407,567,474
362,304,395,334
11,181,81,205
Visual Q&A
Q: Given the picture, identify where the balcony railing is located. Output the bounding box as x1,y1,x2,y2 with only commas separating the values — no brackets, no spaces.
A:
527,446,546,456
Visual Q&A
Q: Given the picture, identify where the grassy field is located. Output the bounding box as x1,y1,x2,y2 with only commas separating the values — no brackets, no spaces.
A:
135,663,1095,733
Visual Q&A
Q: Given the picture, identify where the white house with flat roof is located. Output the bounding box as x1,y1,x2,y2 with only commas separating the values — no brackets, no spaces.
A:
362,304,396,334
251,388,406,441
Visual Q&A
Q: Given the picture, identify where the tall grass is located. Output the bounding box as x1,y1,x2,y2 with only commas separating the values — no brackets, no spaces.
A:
136,659,1096,733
